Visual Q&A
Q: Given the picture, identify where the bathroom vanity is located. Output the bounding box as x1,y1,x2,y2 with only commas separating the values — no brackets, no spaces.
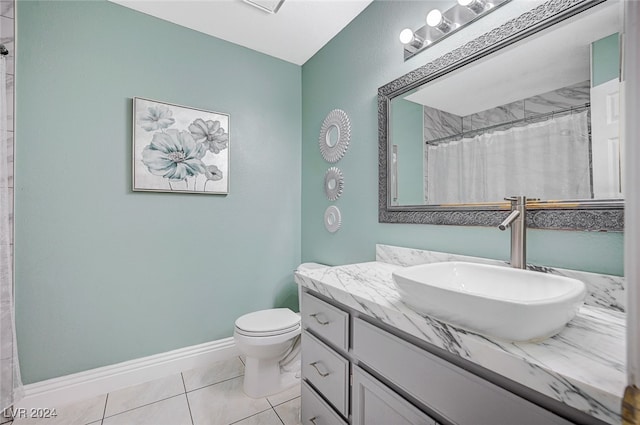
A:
295,245,625,425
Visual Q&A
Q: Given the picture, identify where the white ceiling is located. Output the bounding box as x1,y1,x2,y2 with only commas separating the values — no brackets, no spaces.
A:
404,0,621,116
110,0,373,65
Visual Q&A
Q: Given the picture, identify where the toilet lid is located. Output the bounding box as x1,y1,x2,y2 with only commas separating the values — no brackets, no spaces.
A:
235,308,301,335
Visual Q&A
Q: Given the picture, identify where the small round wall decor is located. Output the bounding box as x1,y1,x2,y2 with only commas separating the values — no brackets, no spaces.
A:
318,109,351,163
324,167,344,201
324,205,342,233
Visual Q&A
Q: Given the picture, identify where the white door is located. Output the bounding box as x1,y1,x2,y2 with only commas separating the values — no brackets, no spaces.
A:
591,78,622,198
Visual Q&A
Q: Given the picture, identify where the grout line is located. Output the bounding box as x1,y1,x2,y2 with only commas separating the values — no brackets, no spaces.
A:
100,393,109,425
181,374,195,425
227,407,274,425
102,394,184,420
272,406,286,425
184,375,244,394
270,394,301,408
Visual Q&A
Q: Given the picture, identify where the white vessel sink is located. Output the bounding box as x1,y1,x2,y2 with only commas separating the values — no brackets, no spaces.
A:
391,262,586,342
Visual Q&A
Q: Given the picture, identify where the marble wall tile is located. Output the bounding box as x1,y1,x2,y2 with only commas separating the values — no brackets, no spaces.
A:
0,16,13,59
5,73,12,132
423,106,463,142
375,244,625,312
468,100,524,130
525,81,590,117
5,131,12,188
462,115,472,132
0,2,13,19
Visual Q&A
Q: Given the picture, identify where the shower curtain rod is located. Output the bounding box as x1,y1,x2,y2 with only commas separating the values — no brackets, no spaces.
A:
425,102,590,145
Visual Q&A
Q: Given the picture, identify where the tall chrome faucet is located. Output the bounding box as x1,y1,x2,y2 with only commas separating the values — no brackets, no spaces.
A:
498,196,527,269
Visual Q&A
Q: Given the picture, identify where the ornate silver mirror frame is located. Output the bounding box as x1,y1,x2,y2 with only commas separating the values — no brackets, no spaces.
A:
378,0,623,231
319,109,351,163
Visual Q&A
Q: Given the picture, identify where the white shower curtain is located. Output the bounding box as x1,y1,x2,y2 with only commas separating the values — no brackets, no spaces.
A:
425,111,591,204
0,54,23,414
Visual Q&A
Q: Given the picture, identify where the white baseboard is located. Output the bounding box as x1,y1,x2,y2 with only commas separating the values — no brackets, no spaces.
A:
17,338,238,410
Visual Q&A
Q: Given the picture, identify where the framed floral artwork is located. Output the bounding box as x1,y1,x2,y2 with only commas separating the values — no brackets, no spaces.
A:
132,97,230,194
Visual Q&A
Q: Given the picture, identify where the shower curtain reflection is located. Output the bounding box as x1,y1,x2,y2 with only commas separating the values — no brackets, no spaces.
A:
425,111,591,204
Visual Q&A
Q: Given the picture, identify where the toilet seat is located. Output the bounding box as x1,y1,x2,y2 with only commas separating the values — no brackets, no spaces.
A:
235,308,301,337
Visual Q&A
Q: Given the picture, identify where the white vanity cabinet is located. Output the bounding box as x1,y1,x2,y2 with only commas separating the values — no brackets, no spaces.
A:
300,289,579,425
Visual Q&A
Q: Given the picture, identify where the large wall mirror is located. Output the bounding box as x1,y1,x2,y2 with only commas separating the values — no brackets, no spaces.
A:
379,0,624,231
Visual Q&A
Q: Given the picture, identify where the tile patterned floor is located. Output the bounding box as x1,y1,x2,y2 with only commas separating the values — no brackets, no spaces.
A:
3,357,301,425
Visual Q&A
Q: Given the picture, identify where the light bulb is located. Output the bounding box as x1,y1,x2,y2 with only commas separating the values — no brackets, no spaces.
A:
426,9,454,33
399,28,425,49
399,28,415,44
458,0,487,14
426,9,443,27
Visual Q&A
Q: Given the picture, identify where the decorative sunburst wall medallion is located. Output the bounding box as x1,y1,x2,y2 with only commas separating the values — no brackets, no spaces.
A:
324,167,344,201
324,205,342,233
319,109,351,163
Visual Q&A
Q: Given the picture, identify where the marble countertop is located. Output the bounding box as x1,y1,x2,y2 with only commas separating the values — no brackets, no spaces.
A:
294,260,625,424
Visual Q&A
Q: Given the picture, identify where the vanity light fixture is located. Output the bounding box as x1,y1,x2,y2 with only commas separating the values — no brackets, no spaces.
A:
400,0,510,61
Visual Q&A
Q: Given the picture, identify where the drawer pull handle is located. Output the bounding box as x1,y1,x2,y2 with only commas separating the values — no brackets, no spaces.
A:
309,417,318,425
309,313,330,325
309,361,331,377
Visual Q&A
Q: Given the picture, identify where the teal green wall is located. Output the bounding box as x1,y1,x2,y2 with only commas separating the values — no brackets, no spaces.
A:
301,1,623,275
391,98,424,205
592,33,620,87
16,1,301,384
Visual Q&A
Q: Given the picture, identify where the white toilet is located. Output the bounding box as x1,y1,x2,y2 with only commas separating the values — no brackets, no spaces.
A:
234,262,327,398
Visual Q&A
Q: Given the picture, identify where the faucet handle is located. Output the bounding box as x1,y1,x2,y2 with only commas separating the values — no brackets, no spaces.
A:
504,196,541,202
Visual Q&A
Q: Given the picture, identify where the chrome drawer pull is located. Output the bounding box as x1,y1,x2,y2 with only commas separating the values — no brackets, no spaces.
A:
309,361,331,377
309,313,330,325
309,417,318,425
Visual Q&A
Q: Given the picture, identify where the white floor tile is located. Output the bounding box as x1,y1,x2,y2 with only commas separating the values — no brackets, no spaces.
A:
13,394,106,425
273,397,300,425
104,373,184,417
232,409,283,425
266,384,300,407
188,376,271,425
102,394,191,425
182,357,244,392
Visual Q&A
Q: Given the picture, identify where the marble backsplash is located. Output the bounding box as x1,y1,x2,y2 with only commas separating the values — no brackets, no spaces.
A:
376,244,625,313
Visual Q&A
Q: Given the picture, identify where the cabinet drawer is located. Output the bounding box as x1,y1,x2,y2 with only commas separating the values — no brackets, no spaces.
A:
353,365,438,425
301,291,349,351
302,331,349,417
301,381,347,425
352,318,572,425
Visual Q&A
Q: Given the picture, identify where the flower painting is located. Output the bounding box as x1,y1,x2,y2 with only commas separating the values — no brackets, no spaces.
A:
133,97,230,194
